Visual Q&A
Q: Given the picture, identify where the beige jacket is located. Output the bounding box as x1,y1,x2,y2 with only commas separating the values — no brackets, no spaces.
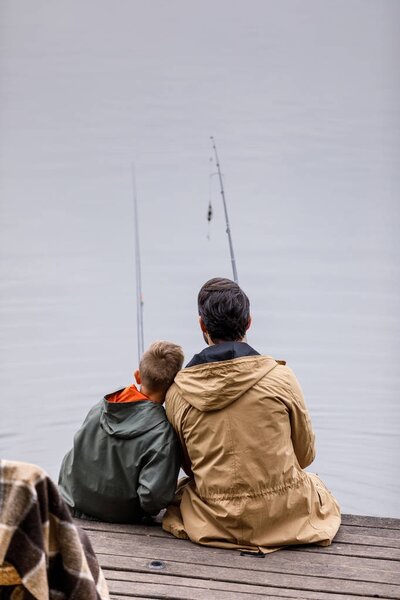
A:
163,345,341,551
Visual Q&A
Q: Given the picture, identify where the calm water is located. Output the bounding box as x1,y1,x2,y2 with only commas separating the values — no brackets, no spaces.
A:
0,0,399,517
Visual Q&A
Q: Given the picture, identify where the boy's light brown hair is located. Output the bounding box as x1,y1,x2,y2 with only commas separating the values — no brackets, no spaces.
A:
139,341,184,393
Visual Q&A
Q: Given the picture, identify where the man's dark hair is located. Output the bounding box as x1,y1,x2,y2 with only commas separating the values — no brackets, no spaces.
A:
198,277,250,343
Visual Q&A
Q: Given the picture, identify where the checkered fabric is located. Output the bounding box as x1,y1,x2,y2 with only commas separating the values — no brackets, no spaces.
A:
0,460,109,600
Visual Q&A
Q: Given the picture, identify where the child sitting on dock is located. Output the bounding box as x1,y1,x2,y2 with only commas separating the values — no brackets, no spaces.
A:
58,341,184,523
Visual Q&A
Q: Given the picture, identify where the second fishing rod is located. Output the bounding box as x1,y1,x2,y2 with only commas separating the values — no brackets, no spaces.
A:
209,136,239,284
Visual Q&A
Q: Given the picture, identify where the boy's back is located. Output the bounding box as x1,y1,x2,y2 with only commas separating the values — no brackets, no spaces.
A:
59,389,180,522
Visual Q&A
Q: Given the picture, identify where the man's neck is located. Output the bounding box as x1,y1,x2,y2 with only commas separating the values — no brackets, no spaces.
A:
206,335,247,346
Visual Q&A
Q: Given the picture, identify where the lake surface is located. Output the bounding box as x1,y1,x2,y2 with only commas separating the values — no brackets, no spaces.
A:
0,0,399,518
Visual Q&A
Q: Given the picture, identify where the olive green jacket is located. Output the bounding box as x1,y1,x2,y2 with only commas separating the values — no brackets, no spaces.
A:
59,393,180,523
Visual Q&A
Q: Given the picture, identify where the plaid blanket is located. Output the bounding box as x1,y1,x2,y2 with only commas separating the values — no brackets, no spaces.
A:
0,460,109,600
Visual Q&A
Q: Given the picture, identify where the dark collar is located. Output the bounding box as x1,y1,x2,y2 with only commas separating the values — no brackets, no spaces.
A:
186,341,260,368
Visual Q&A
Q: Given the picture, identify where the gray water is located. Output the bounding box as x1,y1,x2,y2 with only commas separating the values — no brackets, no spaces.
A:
1,0,399,518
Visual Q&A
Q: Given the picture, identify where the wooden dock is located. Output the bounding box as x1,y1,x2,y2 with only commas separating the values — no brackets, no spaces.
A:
81,514,400,600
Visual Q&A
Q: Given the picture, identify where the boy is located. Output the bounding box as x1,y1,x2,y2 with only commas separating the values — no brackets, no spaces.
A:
59,341,184,523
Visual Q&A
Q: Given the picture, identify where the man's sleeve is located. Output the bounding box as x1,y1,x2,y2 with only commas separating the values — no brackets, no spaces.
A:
137,439,180,515
284,368,316,469
165,387,193,477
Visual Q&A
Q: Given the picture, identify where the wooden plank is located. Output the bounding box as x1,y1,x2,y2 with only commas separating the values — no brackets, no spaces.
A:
97,553,400,598
106,572,396,600
108,579,290,600
104,570,322,599
85,524,400,552
111,597,151,600
333,530,400,549
99,548,400,586
80,514,400,534
109,590,388,600
111,597,150,600
87,529,400,576
341,514,400,530
86,525,399,557
293,542,400,561
80,518,400,546
338,524,400,540
106,576,397,600
78,519,169,538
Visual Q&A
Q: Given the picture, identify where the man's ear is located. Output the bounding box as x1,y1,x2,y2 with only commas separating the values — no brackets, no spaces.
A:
134,369,141,385
246,316,252,331
199,316,207,333
199,316,211,345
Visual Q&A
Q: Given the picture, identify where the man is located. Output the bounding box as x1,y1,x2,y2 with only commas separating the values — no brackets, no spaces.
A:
163,277,341,552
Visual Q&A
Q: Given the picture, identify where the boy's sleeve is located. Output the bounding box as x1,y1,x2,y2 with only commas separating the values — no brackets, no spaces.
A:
283,368,316,469
137,437,180,515
58,402,102,494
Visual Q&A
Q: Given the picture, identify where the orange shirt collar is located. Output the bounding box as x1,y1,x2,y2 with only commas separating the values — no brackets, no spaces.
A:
106,384,150,404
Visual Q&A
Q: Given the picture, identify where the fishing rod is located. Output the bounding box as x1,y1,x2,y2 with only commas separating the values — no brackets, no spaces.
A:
209,136,239,283
132,165,144,362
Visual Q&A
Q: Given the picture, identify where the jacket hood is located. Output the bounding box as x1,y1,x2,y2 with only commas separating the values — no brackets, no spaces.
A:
99,397,166,439
173,342,279,412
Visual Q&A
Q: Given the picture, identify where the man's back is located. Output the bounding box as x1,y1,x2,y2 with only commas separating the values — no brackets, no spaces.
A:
164,341,340,550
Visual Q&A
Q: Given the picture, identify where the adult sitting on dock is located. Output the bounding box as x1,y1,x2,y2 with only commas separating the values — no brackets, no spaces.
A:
163,277,341,552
